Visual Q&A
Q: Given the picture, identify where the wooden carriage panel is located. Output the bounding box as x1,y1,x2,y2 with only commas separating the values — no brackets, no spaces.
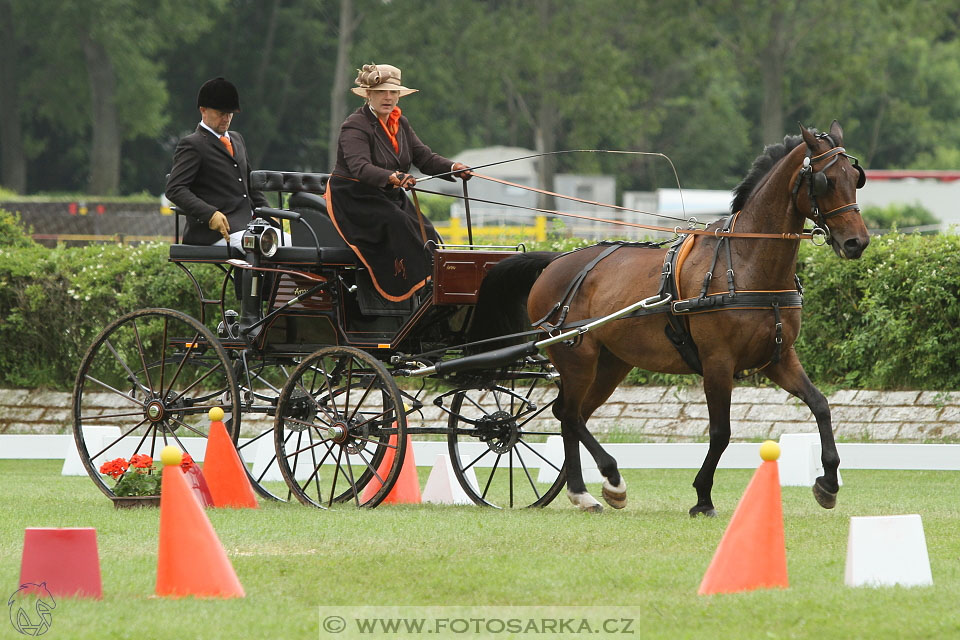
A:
433,249,517,305
272,273,334,310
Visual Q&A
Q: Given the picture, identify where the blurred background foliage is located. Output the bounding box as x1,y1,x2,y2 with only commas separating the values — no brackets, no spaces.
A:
2,0,960,198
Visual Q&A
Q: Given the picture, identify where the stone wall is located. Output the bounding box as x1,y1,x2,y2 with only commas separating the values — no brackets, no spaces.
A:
3,386,957,442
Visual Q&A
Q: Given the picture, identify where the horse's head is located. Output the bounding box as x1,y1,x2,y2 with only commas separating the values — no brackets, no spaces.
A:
796,120,870,259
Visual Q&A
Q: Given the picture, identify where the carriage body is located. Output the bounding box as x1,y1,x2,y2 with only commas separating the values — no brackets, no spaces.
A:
72,170,565,510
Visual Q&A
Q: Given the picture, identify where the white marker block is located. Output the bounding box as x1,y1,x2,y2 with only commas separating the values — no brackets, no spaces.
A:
778,433,842,487
62,426,122,476
535,435,603,484
251,430,287,482
422,454,477,505
845,514,933,587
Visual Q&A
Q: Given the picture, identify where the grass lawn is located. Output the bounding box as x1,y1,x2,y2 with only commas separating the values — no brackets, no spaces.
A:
2,460,959,639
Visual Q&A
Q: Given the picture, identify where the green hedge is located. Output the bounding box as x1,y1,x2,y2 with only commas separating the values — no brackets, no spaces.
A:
1,208,958,391
796,232,960,390
0,210,222,388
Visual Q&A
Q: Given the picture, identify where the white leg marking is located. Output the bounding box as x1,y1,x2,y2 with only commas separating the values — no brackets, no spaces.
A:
567,490,603,513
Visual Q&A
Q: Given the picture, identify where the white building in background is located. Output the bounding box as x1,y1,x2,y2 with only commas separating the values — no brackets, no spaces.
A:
858,171,960,231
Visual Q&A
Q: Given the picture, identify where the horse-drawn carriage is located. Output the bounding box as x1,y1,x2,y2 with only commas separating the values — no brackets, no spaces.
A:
71,169,584,509
72,121,869,515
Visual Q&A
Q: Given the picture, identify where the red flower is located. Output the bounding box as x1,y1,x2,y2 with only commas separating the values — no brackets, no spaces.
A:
129,454,154,472
180,452,195,471
99,458,128,480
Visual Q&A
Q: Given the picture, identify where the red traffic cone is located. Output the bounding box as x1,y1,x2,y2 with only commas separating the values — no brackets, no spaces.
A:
360,431,421,505
202,407,258,509
155,446,244,598
19,528,102,599
698,440,788,595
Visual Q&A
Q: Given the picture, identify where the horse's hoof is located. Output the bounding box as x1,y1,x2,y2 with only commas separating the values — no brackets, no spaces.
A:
813,478,838,509
567,490,603,513
601,479,627,509
689,505,717,518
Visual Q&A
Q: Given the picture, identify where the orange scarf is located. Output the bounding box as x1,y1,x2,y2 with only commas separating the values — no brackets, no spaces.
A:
378,107,402,153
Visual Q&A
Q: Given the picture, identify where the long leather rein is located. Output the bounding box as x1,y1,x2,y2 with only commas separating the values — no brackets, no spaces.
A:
412,144,859,243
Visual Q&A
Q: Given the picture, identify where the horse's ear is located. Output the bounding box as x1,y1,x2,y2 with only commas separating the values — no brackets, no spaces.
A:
829,120,844,145
799,122,817,149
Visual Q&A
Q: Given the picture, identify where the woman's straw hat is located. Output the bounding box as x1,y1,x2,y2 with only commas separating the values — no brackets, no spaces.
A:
351,63,418,97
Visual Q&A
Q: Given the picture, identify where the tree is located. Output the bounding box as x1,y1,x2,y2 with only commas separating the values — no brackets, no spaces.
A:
0,0,26,193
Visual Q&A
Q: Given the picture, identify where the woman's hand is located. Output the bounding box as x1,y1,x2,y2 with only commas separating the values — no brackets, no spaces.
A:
452,162,472,180
388,171,416,189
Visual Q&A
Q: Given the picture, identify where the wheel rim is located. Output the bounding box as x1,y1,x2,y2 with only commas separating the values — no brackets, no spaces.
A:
72,308,239,498
274,346,406,509
447,366,565,508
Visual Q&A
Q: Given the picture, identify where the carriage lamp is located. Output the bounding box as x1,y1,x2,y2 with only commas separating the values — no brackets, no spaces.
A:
241,218,280,258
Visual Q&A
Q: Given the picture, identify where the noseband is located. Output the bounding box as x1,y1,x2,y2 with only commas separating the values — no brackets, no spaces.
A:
792,134,866,232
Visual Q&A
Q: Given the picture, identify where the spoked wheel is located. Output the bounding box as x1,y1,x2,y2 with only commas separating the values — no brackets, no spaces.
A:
274,346,406,509
446,361,565,508
231,355,298,501
72,308,239,498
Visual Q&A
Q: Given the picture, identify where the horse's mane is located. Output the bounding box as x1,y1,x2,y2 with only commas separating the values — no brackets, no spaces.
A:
730,133,807,213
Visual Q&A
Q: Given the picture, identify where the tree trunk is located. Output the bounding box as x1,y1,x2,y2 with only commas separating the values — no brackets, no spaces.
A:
534,103,556,212
759,6,787,145
0,0,27,193
82,33,120,195
534,0,555,211
328,0,356,171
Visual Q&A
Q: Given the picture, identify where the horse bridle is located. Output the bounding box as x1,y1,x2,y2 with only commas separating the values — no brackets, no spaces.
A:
792,133,866,234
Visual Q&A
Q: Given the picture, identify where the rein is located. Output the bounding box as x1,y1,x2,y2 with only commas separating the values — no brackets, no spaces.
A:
413,174,817,241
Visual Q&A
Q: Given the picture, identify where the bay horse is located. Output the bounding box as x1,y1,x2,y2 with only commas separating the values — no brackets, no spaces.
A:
471,121,869,514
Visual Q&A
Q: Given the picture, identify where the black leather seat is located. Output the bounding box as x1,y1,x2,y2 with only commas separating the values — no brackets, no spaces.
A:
266,191,356,265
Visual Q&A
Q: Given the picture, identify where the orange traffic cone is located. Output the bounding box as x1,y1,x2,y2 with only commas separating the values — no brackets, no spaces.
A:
360,431,421,505
202,408,258,509
156,445,244,598
698,440,788,595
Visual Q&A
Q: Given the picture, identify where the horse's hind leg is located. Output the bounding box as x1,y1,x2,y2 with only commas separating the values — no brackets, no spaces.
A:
550,353,604,512
763,348,839,508
577,347,634,509
691,368,735,517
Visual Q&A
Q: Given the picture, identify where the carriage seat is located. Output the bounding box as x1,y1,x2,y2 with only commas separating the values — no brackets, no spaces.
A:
248,172,357,266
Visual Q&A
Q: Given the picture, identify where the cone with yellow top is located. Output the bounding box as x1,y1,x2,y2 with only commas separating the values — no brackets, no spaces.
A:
155,445,244,598
203,407,258,509
698,440,788,595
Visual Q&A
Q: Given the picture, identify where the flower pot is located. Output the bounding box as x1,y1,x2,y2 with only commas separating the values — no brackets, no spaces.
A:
111,495,161,509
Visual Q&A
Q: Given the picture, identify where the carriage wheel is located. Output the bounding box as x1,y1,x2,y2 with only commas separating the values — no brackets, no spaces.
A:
230,356,299,502
274,346,406,509
446,363,565,508
72,308,240,499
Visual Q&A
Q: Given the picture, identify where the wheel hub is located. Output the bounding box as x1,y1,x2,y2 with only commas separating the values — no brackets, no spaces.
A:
478,410,519,454
145,401,165,422
327,421,348,443
143,393,187,429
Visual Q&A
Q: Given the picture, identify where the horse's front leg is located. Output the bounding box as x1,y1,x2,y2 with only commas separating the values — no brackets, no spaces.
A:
763,348,839,508
690,369,735,517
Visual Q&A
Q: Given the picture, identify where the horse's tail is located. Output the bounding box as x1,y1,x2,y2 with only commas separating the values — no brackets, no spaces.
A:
467,251,559,345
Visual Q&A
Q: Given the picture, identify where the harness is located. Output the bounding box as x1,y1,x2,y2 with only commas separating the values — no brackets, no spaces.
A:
533,223,803,377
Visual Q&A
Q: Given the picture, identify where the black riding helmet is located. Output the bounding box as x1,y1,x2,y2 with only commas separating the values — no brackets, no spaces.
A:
197,77,241,112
